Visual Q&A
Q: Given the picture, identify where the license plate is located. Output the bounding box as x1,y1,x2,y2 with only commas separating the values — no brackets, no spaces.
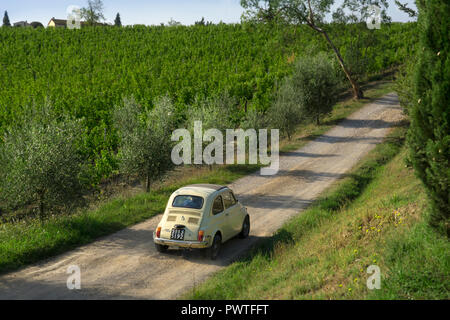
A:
170,228,185,240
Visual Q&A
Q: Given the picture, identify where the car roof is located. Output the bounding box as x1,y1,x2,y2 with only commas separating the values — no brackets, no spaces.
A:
176,184,228,197
185,184,227,191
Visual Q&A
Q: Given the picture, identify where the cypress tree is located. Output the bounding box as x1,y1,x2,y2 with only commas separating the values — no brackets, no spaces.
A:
114,13,122,27
408,0,449,234
3,11,11,27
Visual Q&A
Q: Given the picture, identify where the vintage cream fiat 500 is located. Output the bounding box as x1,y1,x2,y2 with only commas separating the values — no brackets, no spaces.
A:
153,184,250,259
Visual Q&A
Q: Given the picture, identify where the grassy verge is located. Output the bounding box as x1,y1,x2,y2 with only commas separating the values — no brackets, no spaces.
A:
0,79,394,275
185,124,449,299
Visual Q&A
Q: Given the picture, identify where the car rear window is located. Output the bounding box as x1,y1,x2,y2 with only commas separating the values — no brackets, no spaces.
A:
172,195,204,209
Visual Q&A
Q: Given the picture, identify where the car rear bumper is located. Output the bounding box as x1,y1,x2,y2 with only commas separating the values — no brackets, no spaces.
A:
153,233,210,249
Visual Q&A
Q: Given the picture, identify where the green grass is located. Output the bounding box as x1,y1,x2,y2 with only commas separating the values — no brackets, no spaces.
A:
185,123,450,300
368,221,449,299
0,79,395,275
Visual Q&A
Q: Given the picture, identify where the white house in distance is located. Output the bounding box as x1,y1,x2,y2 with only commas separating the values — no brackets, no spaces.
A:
47,17,68,28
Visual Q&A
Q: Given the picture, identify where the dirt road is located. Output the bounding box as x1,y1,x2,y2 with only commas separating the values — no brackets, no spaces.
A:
0,93,404,299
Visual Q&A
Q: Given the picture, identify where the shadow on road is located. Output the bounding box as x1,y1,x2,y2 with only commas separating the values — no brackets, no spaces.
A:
281,151,338,158
302,134,384,145
0,277,141,300
372,96,399,106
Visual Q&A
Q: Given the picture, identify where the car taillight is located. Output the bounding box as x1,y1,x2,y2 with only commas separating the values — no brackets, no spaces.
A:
156,227,161,238
198,230,204,242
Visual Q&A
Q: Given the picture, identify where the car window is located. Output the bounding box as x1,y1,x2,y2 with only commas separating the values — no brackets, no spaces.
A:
230,192,238,203
212,195,224,215
172,195,204,209
223,191,237,209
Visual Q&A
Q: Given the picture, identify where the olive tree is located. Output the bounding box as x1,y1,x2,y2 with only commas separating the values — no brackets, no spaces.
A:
113,96,176,192
270,76,302,140
0,106,87,217
240,107,267,133
395,0,417,17
186,92,237,166
292,53,339,125
270,53,339,139
241,0,284,22
80,0,105,25
187,92,236,133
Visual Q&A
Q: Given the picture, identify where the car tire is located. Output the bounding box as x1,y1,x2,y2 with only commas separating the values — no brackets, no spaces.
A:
238,215,250,239
155,243,168,253
207,233,222,260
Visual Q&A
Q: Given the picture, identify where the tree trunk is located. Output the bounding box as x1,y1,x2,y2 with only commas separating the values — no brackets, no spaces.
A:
321,30,364,100
303,0,363,99
146,175,151,193
38,193,45,221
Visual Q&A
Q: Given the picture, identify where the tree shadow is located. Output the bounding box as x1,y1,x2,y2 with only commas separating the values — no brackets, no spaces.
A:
0,276,146,300
323,118,394,130
299,134,384,145
280,151,338,158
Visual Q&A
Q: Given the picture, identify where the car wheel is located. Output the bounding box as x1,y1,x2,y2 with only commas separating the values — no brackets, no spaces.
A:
155,243,168,253
239,215,250,239
207,233,222,260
